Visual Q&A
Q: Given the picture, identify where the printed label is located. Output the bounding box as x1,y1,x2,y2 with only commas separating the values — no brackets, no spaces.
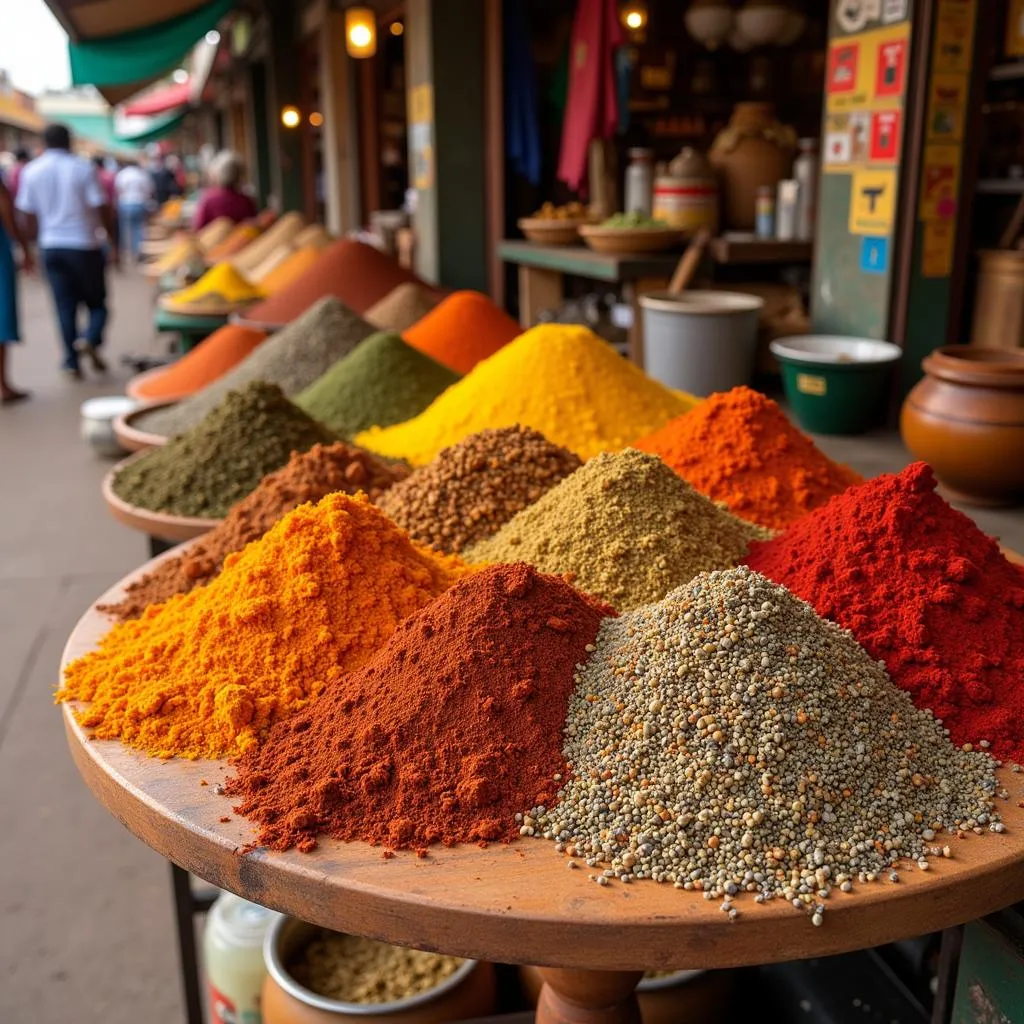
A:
797,374,828,397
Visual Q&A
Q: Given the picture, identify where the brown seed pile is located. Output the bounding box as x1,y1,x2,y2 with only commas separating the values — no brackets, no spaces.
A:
289,930,464,1005
378,426,581,554
467,449,769,611
102,443,407,621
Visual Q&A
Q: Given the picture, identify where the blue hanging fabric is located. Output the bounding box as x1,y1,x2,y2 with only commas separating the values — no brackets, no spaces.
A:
616,46,633,134
504,0,542,186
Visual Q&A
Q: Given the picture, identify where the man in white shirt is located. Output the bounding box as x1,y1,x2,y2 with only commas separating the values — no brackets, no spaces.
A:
114,160,154,262
16,123,118,379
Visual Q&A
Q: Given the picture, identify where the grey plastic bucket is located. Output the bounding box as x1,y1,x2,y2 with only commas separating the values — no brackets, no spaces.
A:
639,291,764,397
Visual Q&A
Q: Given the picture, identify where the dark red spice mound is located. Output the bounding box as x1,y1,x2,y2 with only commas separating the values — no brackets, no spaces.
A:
227,563,614,851
745,461,1024,763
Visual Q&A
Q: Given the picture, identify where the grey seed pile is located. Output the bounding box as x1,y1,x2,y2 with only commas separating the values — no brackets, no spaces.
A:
364,282,439,333
526,568,1000,922
378,426,581,554
467,449,770,611
136,297,375,439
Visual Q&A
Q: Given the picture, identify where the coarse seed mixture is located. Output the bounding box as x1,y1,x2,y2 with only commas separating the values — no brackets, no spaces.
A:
378,426,581,554
525,568,1001,925
467,449,769,611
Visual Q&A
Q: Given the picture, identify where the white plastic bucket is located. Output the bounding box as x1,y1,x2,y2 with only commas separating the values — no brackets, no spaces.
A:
639,290,764,396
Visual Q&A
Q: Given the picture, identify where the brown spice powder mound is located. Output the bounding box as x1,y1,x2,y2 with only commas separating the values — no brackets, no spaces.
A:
377,426,581,554
102,443,407,621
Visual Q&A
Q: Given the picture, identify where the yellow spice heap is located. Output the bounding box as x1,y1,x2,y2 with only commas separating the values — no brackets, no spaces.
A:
58,493,472,760
165,262,265,309
356,323,699,465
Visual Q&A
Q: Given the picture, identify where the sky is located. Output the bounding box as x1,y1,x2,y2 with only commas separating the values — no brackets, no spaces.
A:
0,0,70,95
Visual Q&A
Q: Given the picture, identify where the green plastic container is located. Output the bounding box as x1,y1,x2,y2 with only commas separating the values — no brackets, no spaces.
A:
771,335,902,435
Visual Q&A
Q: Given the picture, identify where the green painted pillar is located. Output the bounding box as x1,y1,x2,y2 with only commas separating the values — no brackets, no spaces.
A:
266,2,304,213
405,0,488,290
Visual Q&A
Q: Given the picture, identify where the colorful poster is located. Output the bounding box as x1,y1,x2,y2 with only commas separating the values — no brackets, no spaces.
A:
875,37,908,97
860,235,890,273
824,122,853,168
870,110,902,161
922,221,956,277
934,0,977,72
919,144,962,221
849,168,897,234
836,0,883,34
926,73,968,142
828,42,860,93
882,0,908,23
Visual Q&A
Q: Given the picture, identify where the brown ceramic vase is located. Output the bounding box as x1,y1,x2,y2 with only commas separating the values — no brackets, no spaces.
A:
900,346,1024,506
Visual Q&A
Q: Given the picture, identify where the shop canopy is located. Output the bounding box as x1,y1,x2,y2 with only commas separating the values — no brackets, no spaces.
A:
54,113,138,156
122,81,191,117
114,108,189,145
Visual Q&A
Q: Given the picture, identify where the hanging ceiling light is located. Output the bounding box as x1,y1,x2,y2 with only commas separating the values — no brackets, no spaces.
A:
776,3,807,46
735,1,791,46
684,0,735,51
281,106,301,129
345,6,377,58
620,3,648,32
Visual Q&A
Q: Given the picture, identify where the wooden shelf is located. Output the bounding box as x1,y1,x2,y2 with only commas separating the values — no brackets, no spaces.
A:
990,63,1024,81
976,179,1024,195
709,236,814,265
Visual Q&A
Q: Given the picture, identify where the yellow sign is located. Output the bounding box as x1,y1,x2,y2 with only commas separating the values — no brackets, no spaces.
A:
933,0,977,72
849,169,897,234
922,220,956,278
409,83,433,125
826,22,910,114
926,72,968,142
919,143,962,221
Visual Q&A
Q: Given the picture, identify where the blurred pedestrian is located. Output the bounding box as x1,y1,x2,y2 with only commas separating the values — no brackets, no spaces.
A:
5,147,31,202
114,158,153,262
0,175,33,402
16,124,118,380
192,151,257,229
149,154,182,206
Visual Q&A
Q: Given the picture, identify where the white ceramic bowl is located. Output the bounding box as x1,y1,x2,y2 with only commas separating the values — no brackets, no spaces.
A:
770,334,902,365
81,396,139,458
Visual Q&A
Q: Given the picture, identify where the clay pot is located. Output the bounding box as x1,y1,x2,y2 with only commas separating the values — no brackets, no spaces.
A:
900,346,1024,506
262,917,497,1024
709,102,796,230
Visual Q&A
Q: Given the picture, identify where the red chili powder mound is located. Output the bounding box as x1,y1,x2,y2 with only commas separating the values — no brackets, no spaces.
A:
129,324,267,401
404,290,523,374
744,462,1024,763
227,563,614,851
634,386,862,530
241,239,431,326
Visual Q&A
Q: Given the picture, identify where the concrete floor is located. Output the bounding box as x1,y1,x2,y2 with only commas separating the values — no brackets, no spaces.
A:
1,269,1022,1024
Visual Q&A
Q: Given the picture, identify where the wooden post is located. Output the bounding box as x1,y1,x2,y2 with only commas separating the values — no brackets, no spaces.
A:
536,968,643,1024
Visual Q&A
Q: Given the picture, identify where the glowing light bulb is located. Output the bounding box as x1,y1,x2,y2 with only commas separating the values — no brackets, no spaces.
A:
281,106,301,129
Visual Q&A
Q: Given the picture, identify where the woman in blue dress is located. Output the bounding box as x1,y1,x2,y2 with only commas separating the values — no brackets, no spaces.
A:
0,175,33,403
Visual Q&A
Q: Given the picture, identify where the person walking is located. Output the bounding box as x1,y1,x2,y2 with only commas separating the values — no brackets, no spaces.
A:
114,159,153,262
192,151,257,230
5,147,31,202
0,175,33,403
15,124,118,379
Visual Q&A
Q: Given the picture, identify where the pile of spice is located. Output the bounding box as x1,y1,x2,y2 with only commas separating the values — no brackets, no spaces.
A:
403,290,523,374
135,297,375,438
103,443,407,621
152,237,204,276
205,222,261,262
365,282,439,333
197,217,234,252
227,563,612,850
289,930,464,1005
378,426,581,554
129,324,267,401
634,387,862,530
240,239,427,325
255,245,324,296
468,449,768,611
232,212,305,277
59,493,471,759
356,324,698,465
111,382,338,518
162,263,264,313
745,462,1024,763
294,332,459,438
525,567,1001,921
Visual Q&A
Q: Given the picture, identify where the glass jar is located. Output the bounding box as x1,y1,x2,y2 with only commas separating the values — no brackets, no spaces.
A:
624,148,654,217
793,138,819,242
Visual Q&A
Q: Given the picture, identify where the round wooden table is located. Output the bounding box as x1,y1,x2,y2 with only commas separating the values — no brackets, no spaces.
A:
62,565,1024,1024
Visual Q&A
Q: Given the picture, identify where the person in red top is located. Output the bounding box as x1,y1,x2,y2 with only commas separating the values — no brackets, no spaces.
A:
6,148,31,202
192,150,257,230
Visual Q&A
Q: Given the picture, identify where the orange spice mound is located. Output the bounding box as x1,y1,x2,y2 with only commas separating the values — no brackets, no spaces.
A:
404,290,522,374
130,324,267,401
258,246,324,296
205,223,261,262
58,493,474,760
633,386,862,530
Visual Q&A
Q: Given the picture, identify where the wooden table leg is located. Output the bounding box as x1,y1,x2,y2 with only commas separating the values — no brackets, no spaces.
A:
535,968,643,1024
518,266,564,329
624,276,670,370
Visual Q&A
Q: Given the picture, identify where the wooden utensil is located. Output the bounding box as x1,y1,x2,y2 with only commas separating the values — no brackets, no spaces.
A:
998,193,1024,250
668,229,711,294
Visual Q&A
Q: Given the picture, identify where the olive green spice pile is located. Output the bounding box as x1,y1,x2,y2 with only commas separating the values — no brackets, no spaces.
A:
289,930,464,1004
112,382,337,518
294,331,460,438
136,297,375,438
525,568,1001,925
378,426,582,554
467,449,769,610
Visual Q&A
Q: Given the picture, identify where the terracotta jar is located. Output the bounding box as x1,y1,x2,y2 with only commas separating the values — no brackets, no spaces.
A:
709,102,796,230
652,148,719,235
900,346,1024,507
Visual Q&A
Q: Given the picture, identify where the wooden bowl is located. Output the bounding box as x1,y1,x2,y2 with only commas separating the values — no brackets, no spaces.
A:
102,454,220,542
158,294,261,317
124,366,188,404
518,218,588,246
113,401,173,452
579,225,683,254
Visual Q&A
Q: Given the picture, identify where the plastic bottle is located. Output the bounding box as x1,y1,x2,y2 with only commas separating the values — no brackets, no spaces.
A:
793,138,819,242
204,892,280,1024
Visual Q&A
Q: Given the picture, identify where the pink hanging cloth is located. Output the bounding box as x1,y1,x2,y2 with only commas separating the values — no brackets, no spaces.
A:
556,0,623,194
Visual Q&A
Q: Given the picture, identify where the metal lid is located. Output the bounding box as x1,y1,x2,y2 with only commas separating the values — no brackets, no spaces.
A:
209,892,281,949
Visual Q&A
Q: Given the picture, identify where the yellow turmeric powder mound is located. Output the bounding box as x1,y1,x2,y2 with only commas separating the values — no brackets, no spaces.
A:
57,493,472,760
163,262,265,311
355,323,700,465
